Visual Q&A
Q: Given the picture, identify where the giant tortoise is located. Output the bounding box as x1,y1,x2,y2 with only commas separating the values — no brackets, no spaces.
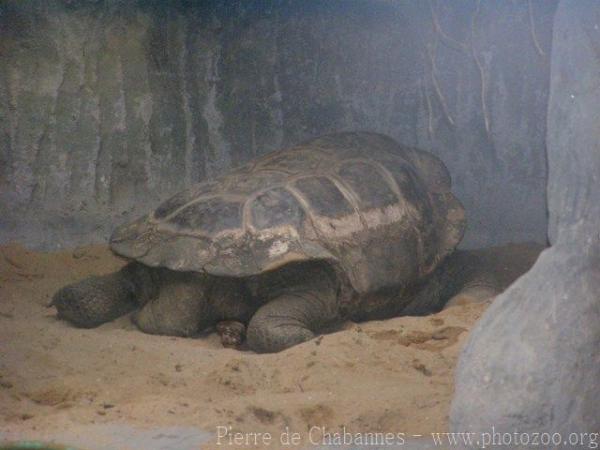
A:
53,132,471,353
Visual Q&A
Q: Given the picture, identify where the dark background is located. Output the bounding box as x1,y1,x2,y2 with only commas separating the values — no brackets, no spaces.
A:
0,0,558,250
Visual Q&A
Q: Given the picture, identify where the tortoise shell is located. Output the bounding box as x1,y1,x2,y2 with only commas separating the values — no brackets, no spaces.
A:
110,132,465,295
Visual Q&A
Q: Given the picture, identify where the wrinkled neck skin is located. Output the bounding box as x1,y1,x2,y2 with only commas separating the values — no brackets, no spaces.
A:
244,260,340,306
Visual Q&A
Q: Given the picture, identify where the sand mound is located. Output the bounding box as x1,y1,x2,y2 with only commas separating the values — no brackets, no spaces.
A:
0,243,512,448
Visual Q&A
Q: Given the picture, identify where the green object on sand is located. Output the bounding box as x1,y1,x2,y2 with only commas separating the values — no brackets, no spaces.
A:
0,442,83,450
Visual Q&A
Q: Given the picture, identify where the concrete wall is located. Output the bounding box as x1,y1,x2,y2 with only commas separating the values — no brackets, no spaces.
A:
0,0,557,250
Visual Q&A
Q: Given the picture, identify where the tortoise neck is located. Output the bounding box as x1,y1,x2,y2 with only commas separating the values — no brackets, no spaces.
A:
245,260,339,305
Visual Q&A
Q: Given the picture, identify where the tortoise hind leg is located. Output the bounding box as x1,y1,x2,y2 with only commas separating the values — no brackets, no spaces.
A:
442,244,543,309
52,262,156,328
444,282,500,308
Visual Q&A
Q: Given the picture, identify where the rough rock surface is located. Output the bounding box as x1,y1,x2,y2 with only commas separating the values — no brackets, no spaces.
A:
450,0,600,443
0,0,556,249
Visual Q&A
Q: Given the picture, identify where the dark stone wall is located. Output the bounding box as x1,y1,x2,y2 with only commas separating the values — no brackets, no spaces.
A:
0,0,557,249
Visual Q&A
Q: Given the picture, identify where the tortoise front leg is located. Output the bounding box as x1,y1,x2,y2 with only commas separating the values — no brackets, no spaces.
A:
52,262,157,328
132,273,251,339
132,271,213,337
246,283,339,353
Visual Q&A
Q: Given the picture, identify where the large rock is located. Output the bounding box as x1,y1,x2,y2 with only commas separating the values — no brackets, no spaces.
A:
450,0,600,445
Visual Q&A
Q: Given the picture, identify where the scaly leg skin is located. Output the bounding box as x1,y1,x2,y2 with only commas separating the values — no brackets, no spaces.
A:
246,278,339,353
132,270,212,337
52,262,157,328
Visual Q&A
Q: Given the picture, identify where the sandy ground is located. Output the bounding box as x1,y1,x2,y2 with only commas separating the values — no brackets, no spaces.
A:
0,243,539,449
